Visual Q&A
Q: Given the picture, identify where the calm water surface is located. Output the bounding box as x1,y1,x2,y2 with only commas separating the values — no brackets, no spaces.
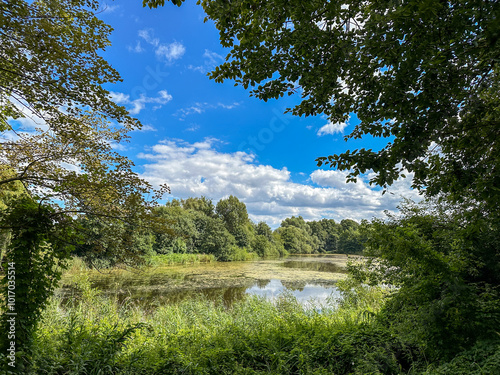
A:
59,255,353,307
246,279,340,307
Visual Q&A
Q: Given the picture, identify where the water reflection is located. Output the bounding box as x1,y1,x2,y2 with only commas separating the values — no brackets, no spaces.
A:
247,279,339,307
59,278,339,308
59,257,347,308
144,286,250,307
256,279,271,288
281,280,307,291
281,260,347,273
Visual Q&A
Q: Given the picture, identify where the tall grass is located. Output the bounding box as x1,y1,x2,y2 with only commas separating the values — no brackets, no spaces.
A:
27,276,500,374
227,246,260,261
29,276,405,375
145,253,217,266
145,250,258,266
63,256,89,273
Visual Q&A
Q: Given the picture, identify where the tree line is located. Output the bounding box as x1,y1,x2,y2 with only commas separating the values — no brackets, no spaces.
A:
73,195,365,266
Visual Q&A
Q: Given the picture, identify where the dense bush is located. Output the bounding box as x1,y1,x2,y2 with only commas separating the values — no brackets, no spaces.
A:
357,199,500,361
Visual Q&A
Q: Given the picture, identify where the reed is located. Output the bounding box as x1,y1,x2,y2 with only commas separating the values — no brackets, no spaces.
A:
26,275,500,374
145,253,217,266
30,276,399,374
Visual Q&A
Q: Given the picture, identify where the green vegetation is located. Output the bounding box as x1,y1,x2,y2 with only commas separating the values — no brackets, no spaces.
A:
0,198,72,366
15,273,498,374
0,0,169,369
1,0,499,373
357,199,500,361
146,253,217,266
140,0,500,372
0,0,169,256
70,195,363,267
22,275,392,374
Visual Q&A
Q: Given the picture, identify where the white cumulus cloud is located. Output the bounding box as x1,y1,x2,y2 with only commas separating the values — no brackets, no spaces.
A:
317,119,348,136
138,29,185,63
109,90,172,115
138,138,422,227
156,42,186,62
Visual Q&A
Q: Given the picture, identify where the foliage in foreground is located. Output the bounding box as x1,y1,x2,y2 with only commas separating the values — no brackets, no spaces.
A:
16,275,499,375
28,277,399,375
1,0,169,364
355,199,500,362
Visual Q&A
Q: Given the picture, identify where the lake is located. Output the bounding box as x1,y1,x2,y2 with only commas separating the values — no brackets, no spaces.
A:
58,254,354,308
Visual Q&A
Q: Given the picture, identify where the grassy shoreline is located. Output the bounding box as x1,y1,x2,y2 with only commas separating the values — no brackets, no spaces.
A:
9,256,495,374
34,277,393,375
31,277,500,374
146,253,218,266
3,269,497,374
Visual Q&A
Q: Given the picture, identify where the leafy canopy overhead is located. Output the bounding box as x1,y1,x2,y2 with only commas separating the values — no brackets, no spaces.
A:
1,0,168,261
0,0,136,132
146,0,500,211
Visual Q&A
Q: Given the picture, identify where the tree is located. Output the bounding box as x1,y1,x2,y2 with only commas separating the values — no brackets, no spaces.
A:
146,0,500,212
182,196,216,217
0,168,26,262
199,217,236,261
152,205,197,254
252,221,284,258
0,1,168,366
280,216,306,230
308,219,339,253
216,195,250,247
0,198,73,368
337,229,363,254
216,195,249,230
277,216,321,254
0,0,168,257
281,226,313,254
255,221,273,240
74,215,156,267
340,219,358,232
357,199,500,359
1,0,134,132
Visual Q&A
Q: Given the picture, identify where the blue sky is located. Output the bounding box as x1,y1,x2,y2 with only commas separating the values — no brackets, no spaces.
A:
94,0,419,227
